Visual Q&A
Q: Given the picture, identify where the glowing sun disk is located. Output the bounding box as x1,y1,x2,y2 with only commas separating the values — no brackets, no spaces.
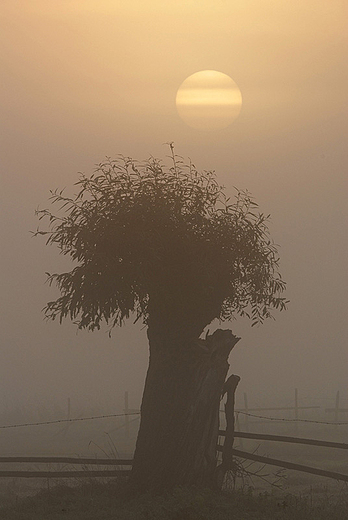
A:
176,70,242,130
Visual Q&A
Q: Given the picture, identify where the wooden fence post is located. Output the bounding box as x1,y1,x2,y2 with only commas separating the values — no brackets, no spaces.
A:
124,391,130,440
234,412,243,449
324,391,348,424
215,374,241,488
335,391,340,429
62,397,71,437
294,388,299,435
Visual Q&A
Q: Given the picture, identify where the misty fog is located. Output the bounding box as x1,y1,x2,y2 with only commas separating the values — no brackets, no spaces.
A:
1,0,347,464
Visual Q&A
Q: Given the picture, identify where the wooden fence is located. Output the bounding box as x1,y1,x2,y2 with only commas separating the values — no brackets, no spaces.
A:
0,456,132,479
217,430,348,483
0,389,347,483
0,430,347,482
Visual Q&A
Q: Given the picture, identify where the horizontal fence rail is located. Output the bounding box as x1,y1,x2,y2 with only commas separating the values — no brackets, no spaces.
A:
229,448,348,483
235,406,320,412
0,438,347,480
0,457,133,465
0,470,131,479
0,388,347,482
219,431,348,450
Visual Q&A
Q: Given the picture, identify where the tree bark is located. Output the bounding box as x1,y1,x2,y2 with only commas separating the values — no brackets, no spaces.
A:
130,329,240,492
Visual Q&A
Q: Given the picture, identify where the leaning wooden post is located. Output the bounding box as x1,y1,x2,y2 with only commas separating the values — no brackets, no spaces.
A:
215,374,241,489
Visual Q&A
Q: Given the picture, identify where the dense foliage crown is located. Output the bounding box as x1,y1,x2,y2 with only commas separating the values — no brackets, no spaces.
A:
35,146,287,333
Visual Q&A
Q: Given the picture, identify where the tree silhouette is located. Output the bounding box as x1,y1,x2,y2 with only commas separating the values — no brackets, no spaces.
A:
35,146,287,491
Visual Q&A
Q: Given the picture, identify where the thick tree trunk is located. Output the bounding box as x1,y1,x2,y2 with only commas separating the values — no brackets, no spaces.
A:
130,329,240,492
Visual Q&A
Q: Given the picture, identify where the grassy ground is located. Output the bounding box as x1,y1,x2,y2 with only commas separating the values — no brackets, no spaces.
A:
0,479,347,520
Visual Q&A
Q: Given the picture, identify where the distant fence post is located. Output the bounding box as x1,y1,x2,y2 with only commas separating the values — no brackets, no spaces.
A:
335,391,340,429
324,390,348,425
295,388,299,435
62,397,71,437
243,392,249,432
234,412,243,449
124,391,130,440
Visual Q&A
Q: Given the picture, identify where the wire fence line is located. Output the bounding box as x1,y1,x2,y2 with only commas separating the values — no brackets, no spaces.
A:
1,408,348,431
236,410,348,425
0,412,141,430
1,390,348,483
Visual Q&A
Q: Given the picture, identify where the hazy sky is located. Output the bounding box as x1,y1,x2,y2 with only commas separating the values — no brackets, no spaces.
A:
1,1,347,415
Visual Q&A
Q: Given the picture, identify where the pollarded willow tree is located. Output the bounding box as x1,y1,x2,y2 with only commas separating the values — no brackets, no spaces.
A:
35,145,287,491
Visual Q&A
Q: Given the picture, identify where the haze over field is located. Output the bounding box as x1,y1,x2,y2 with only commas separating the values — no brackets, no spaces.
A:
1,0,347,418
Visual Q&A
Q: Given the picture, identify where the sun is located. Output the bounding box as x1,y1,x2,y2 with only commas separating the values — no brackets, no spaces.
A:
176,70,242,131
